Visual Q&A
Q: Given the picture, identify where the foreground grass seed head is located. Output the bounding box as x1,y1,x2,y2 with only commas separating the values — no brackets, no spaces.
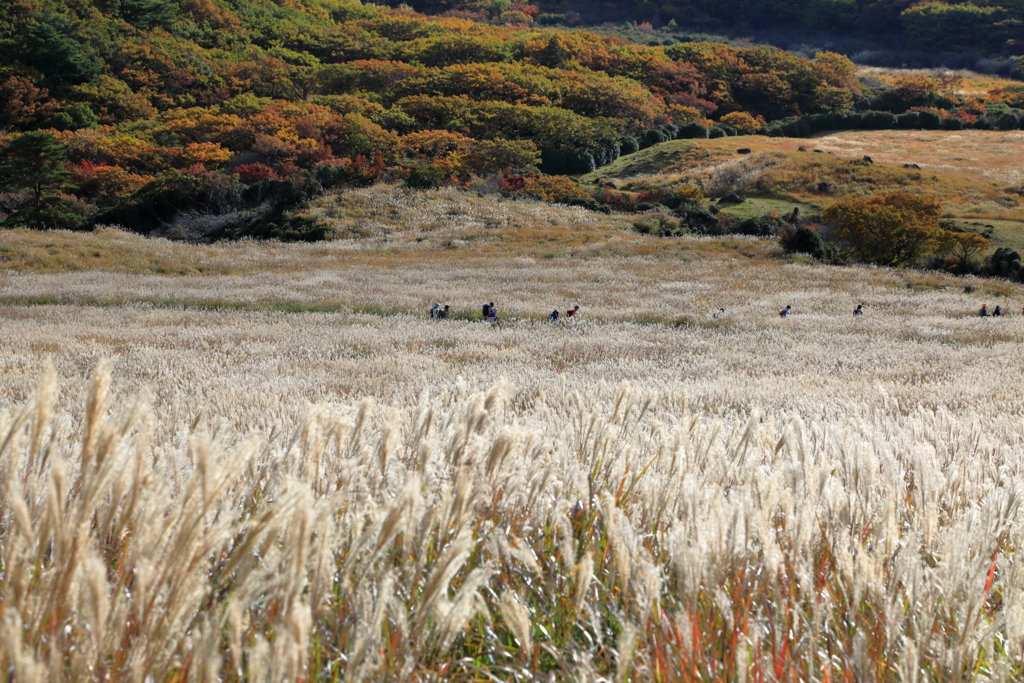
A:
2,353,1024,681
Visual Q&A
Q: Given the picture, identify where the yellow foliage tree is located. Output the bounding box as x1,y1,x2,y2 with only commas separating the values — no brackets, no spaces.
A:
823,191,943,267
178,142,233,170
514,175,589,203
719,111,765,133
813,52,859,90
937,230,989,272
665,105,707,125
399,129,475,162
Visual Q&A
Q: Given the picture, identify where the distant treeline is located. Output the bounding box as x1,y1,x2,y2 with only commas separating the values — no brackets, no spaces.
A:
380,0,1024,56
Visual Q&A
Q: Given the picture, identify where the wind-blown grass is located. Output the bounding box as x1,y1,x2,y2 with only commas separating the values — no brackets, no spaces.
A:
2,360,1024,681
2,224,1024,680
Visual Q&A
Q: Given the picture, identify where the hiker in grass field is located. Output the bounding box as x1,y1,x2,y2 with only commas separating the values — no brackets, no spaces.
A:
854,304,864,316
485,303,498,325
979,304,990,317
565,305,580,318
993,305,1002,317
430,302,441,319
439,304,451,319
482,301,494,319
548,309,559,322
779,305,792,318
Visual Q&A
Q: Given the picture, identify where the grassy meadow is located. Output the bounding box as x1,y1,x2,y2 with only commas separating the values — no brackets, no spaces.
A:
3,190,1024,681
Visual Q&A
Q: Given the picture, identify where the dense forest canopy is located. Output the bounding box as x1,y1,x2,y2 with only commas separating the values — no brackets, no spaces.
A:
0,0,1021,239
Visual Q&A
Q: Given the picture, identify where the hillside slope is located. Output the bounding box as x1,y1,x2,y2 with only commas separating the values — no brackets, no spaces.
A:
582,130,1024,249
1,0,1022,242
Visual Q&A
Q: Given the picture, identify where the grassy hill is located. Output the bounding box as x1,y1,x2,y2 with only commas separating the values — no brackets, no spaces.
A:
582,129,1024,251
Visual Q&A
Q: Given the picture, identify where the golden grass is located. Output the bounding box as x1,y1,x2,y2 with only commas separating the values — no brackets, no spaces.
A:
813,130,1024,188
2,189,791,276
0,227,245,275
857,66,1021,96
2,285,1024,679
1,213,1024,678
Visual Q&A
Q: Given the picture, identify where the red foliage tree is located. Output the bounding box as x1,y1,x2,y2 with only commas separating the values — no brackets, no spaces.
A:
235,163,281,184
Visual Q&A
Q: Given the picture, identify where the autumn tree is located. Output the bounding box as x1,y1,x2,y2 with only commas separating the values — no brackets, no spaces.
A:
719,111,765,133
938,230,989,273
0,78,59,130
70,161,150,208
823,192,943,267
463,138,539,174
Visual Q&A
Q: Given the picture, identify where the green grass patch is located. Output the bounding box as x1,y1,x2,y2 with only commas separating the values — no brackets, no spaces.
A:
716,197,821,221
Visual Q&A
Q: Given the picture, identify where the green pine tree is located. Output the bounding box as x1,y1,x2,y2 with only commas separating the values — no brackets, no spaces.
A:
0,132,73,230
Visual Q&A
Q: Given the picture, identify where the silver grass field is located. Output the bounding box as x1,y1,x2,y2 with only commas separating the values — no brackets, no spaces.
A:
2,235,1024,681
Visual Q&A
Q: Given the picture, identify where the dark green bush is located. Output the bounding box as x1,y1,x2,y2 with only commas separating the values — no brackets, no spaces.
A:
987,247,1024,280
779,117,810,137
631,214,686,237
897,111,921,129
634,201,671,213
96,173,246,233
729,214,785,237
996,113,1020,130
42,104,99,131
539,148,595,175
591,141,620,167
94,171,329,240
781,224,825,254
535,13,565,25
918,110,942,129
563,196,610,213
673,203,720,233
861,111,898,129
677,123,710,139
220,214,334,242
640,128,670,148
404,163,448,189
